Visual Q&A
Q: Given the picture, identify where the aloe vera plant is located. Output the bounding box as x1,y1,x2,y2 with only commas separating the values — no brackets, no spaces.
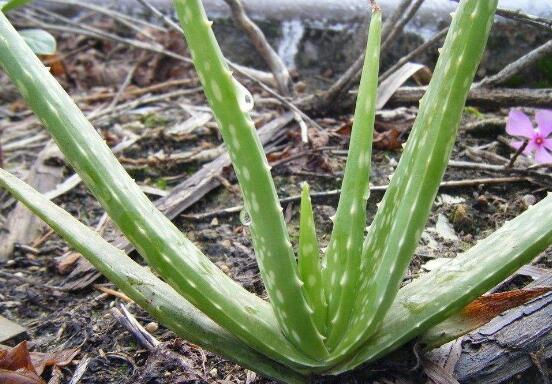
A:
1,0,551,382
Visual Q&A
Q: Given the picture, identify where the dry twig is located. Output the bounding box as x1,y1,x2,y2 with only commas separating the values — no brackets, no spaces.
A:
223,0,292,95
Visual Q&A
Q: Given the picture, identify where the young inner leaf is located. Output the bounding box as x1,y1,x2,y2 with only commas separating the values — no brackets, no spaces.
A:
298,182,327,335
331,0,499,361
323,6,381,349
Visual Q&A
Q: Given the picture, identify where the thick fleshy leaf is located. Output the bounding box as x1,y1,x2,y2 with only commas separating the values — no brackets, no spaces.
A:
536,109,552,137
328,0,499,363
298,182,326,335
328,193,552,374
0,168,307,384
323,5,381,349
174,0,327,359
506,110,535,138
0,11,320,370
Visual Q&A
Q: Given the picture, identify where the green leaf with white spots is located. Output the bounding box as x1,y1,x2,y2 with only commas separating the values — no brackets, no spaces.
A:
328,193,552,374
0,168,308,384
0,10,321,370
323,5,381,350
298,182,327,335
174,0,327,360
3,0,551,379
19,29,56,55
329,0,499,361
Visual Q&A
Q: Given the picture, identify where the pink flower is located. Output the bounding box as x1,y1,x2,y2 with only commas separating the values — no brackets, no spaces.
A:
506,109,552,164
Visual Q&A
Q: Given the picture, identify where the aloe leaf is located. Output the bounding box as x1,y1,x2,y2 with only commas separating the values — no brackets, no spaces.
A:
0,11,320,369
328,193,552,374
329,0,499,360
298,182,327,335
0,168,307,384
323,4,381,349
174,0,327,359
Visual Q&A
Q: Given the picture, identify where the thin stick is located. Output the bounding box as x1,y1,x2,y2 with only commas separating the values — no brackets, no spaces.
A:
111,304,159,351
182,176,531,220
505,140,529,169
320,0,425,108
379,27,448,82
496,7,552,32
106,59,141,111
476,40,552,88
223,0,292,95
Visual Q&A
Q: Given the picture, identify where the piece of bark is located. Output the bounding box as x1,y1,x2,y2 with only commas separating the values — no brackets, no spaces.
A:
62,113,294,290
428,275,552,384
388,87,552,109
0,141,64,260
0,316,27,344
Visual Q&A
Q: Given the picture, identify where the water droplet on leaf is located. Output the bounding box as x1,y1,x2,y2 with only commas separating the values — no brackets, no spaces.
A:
233,78,254,112
240,209,251,226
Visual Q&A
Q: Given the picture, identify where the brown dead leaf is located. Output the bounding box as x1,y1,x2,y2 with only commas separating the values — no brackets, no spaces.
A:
373,129,402,150
0,369,44,384
266,146,292,163
421,287,552,348
29,348,79,376
0,342,43,384
0,342,36,372
41,54,66,77
0,342,79,382
55,252,81,275
460,287,551,324
333,120,352,137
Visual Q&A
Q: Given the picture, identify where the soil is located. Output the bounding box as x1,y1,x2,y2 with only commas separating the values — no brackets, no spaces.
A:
1,8,551,384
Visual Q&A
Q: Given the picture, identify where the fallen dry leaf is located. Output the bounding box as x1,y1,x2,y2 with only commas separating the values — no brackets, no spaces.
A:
0,369,44,384
0,341,79,383
0,342,36,373
421,287,552,348
373,128,402,150
460,287,551,324
0,342,43,384
30,348,80,376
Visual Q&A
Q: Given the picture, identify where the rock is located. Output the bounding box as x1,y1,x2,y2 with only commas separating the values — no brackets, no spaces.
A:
521,194,536,209
145,322,159,333
0,315,27,344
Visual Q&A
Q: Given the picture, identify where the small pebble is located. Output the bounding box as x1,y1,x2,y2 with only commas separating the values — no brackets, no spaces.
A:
521,194,536,208
219,263,230,275
145,322,158,333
